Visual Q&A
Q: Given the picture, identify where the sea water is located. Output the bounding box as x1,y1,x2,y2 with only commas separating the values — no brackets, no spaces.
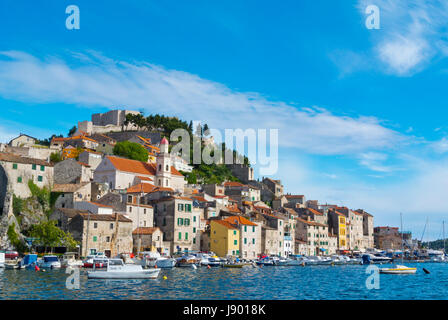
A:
0,262,446,300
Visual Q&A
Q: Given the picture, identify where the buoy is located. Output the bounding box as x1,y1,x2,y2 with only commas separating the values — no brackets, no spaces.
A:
163,276,167,280
35,265,40,272
154,265,158,269
423,268,430,274
207,265,211,269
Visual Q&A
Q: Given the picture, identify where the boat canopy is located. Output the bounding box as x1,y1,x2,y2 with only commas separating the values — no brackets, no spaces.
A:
44,256,59,262
23,254,38,265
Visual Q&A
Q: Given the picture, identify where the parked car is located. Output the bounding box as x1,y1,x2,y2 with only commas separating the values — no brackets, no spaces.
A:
5,251,19,260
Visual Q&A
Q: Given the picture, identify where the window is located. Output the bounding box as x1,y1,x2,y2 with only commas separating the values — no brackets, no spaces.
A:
12,163,17,169
193,216,196,222
252,226,255,232
37,176,43,182
234,240,237,245
185,232,188,240
178,232,182,240
185,204,192,212
32,164,36,170
233,230,237,235
40,165,45,171
110,223,114,229
17,177,22,183
178,203,184,211
177,218,183,226
184,219,190,226
94,223,98,229
252,238,255,244
129,206,132,212
193,227,196,233
106,236,110,242
193,238,196,244
93,236,97,242
244,226,247,232
127,195,132,203
166,165,169,171
244,238,247,244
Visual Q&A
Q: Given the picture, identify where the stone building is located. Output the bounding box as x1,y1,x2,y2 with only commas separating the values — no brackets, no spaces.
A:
0,153,53,200
222,215,261,259
54,159,92,184
151,196,196,253
8,134,36,148
295,217,330,256
226,164,254,184
132,227,164,253
67,212,133,257
53,182,92,209
374,226,402,250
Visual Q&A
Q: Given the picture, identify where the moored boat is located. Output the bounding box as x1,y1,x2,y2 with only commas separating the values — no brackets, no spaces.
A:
379,264,417,274
61,253,83,268
38,255,61,269
88,258,161,279
0,252,4,268
176,254,200,268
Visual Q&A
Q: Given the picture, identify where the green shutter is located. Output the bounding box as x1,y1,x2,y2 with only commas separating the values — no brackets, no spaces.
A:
193,238,196,244
12,163,17,169
193,227,196,233
17,177,22,183
37,176,43,182
233,230,236,235
252,238,255,244
93,236,97,242
178,232,182,240
234,240,237,245
40,165,45,171
32,164,36,170
244,238,247,244
185,232,188,240
244,226,247,232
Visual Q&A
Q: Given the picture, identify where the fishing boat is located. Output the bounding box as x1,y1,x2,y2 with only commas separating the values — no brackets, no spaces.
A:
83,255,108,268
379,213,416,275
38,255,61,269
88,258,161,279
61,253,83,268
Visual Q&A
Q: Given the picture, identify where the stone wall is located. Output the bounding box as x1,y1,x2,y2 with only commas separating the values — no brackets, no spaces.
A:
54,159,82,184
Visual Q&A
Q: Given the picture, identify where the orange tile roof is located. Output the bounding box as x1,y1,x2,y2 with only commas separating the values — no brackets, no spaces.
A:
132,227,160,235
296,217,327,227
308,208,323,216
126,183,156,193
224,216,257,226
224,181,244,187
151,187,175,193
107,156,183,176
285,195,304,199
137,176,153,181
212,220,238,230
192,196,207,202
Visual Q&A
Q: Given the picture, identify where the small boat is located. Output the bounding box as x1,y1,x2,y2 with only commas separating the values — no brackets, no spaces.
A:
38,255,61,269
83,254,108,268
361,253,392,265
255,256,276,266
176,255,200,268
305,256,333,265
379,264,417,274
18,254,38,269
0,252,4,268
88,258,161,279
222,263,244,268
140,252,176,268
61,253,83,268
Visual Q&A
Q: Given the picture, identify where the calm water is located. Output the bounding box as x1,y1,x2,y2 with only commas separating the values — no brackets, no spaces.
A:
0,262,447,300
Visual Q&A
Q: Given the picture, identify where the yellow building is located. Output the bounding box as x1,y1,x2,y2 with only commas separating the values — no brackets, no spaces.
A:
210,220,240,257
62,145,81,160
336,211,347,249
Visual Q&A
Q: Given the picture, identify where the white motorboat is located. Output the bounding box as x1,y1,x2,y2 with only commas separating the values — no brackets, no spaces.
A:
141,251,176,268
379,264,417,274
305,256,333,265
38,255,61,269
0,252,4,268
275,257,302,266
88,259,161,279
61,253,83,268
330,255,350,265
176,254,200,267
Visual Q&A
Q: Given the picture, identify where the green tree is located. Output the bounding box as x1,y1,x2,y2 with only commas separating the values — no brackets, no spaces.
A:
68,126,77,137
28,220,78,253
113,141,149,162
50,152,62,163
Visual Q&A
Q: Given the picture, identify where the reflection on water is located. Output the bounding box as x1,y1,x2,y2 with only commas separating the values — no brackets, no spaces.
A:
0,263,446,300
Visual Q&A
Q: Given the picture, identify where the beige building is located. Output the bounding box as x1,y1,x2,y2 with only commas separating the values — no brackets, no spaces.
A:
8,134,36,148
295,217,330,256
152,196,195,253
0,153,54,200
223,215,261,259
132,227,164,253
53,182,92,209
68,212,133,257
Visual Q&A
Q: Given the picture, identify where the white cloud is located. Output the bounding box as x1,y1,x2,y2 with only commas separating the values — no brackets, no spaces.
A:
358,152,393,172
357,0,448,75
0,51,404,155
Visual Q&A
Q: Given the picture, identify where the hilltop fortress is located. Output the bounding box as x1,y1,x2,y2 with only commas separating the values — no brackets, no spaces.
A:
77,110,141,135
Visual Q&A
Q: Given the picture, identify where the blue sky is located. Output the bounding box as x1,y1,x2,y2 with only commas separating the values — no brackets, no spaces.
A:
1,0,448,239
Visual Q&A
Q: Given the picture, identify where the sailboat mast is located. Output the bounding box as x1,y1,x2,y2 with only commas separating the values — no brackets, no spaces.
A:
443,221,446,254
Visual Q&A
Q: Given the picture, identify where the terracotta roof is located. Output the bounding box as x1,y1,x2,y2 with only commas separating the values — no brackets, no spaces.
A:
137,176,153,181
107,156,183,176
52,182,90,193
334,210,346,217
174,196,193,201
296,217,327,227
77,213,132,222
212,219,238,230
192,196,207,202
0,153,52,166
150,187,175,193
88,201,114,208
308,208,323,216
126,183,156,194
225,205,241,213
224,216,257,226
132,227,160,235
224,181,244,187
285,195,304,199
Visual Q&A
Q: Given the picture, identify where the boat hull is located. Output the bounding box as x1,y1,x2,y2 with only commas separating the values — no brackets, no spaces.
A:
88,269,161,279
379,268,417,274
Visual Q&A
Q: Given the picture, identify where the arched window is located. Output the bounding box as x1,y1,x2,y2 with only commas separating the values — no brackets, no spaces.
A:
166,165,169,171
158,164,162,171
